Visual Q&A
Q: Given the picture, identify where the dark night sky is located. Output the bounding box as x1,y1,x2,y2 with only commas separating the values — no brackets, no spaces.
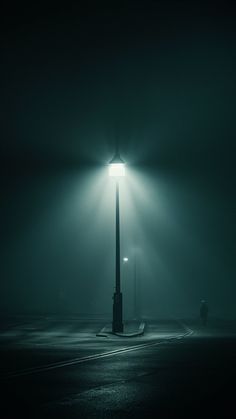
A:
0,1,235,318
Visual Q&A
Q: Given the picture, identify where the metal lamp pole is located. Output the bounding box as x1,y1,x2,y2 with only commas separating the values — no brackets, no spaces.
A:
134,251,137,320
109,152,125,333
112,180,123,332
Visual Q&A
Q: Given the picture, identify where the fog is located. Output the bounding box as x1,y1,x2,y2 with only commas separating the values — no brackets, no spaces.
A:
1,156,234,319
0,2,235,319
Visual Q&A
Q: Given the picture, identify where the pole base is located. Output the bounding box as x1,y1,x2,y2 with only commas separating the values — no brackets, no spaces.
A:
112,292,123,333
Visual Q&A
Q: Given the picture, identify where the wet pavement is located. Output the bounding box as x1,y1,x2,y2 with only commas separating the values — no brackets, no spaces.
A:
0,316,235,418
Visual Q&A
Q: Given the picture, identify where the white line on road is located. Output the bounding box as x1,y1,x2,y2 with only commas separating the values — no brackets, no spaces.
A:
3,324,193,380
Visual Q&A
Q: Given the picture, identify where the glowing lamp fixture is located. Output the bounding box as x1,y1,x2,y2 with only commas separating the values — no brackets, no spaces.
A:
123,257,129,262
109,153,125,177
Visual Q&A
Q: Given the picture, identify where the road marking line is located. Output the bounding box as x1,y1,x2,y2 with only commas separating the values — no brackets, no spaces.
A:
2,326,193,380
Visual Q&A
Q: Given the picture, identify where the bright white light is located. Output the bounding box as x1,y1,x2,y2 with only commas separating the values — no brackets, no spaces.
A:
123,257,129,262
109,163,125,177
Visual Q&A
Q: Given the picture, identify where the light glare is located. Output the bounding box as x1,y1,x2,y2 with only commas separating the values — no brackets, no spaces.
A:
109,163,125,177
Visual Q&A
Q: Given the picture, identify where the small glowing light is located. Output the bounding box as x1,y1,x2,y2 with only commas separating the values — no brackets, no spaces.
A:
123,257,129,262
109,163,125,177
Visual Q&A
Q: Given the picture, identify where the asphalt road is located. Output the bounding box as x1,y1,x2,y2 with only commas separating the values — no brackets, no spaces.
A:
0,317,235,418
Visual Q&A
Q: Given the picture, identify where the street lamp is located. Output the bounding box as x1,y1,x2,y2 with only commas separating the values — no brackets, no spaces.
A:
123,254,138,320
109,151,125,333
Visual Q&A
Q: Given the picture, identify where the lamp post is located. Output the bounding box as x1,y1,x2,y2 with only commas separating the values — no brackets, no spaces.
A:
109,152,125,333
123,254,138,320
134,251,138,320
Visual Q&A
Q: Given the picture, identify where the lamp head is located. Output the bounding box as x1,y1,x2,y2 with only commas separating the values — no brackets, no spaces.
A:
109,152,125,177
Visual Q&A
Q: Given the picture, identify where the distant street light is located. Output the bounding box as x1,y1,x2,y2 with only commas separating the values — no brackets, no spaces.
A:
123,253,138,320
109,151,125,333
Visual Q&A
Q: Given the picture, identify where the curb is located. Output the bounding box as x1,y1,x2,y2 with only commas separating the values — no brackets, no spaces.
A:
96,322,146,338
114,321,145,337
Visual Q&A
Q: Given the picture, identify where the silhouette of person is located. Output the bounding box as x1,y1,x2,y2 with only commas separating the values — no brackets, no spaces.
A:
200,300,208,326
